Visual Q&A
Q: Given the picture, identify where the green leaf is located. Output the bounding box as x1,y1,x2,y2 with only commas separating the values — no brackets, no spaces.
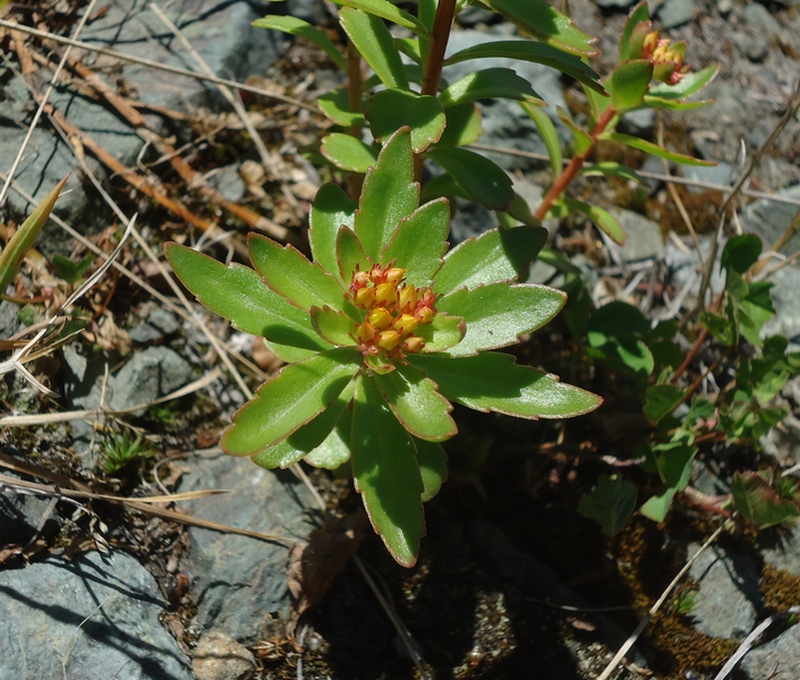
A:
0,177,67,292
641,95,714,112
737,280,775,347
410,352,602,418
380,197,449,287
221,347,361,455
648,64,719,100
417,313,466,352
557,106,594,156
318,89,366,127
564,198,626,245
652,440,695,489
580,161,644,184
250,381,356,469
721,234,762,275
435,226,547,295
165,244,330,362
607,60,653,111
340,8,409,89
605,132,716,166
394,36,422,64
355,128,419,260
700,310,736,346
444,41,603,94
640,488,678,523
248,234,345,312
309,183,357,282
643,384,686,424
352,376,425,567
438,68,544,108
331,0,428,35
336,226,371,284
732,471,800,529
320,133,379,173
415,439,448,502
480,0,598,57
619,2,651,62
437,283,566,356
304,411,353,469
587,301,654,378
578,474,637,535
522,102,562,180
425,146,513,211
366,90,445,152
436,102,483,147
51,253,93,285
252,16,347,70
311,305,356,345
375,362,457,441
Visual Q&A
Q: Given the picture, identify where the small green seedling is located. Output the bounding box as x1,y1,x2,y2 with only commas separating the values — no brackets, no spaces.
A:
100,430,154,475
168,128,601,566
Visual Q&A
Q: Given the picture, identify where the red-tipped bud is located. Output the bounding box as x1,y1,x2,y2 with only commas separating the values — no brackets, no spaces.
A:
402,336,424,353
354,286,376,308
398,284,417,312
368,307,393,330
392,314,418,336
376,330,400,351
374,282,397,306
385,267,406,285
356,321,376,343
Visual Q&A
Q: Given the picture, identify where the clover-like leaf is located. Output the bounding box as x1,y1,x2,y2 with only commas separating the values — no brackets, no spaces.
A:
578,474,638,536
355,127,419,260
380,197,449,287
221,347,361,456
375,362,457,442
248,234,345,312
352,376,425,567
410,352,602,419
732,471,800,529
437,283,566,356
165,244,330,362
434,226,547,295
366,90,445,153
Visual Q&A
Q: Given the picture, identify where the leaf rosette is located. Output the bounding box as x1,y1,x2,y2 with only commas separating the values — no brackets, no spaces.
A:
167,128,601,566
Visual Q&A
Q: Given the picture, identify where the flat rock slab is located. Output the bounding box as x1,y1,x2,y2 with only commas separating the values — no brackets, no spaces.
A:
0,551,191,680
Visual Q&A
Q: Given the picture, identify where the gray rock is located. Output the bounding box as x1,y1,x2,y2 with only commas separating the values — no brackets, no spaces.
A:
758,523,800,578
129,308,182,344
0,551,191,679
0,1,284,242
619,108,655,137
730,30,770,63
609,209,664,262
656,0,696,28
742,3,782,40
745,184,800,256
0,484,56,544
192,631,256,680
595,0,637,9
208,165,247,204
681,161,736,193
762,262,800,346
180,452,316,642
740,622,800,680
109,346,192,413
688,543,762,640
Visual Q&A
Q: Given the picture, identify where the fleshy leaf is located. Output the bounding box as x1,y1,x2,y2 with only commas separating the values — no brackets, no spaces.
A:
435,226,548,295
304,410,353,469
340,8,409,89
352,376,424,567
619,2,651,62
252,16,347,70
578,474,637,536
380,197,449,287
336,226,371,284
522,103,562,181
438,68,545,108
310,183,357,282
221,347,361,455
607,60,652,111
409,352,602,418
444,41,603,94
415,439,448,502
436,102,483,147
563,198,626,245
648,64,719,100
417,313,466,352
311,305,356,345
480,0,598,56
580,162,644,184
425,146,513,211
321,133,379,173
375,362,457,442
248,234,344,312
318,89,366,127
604,132,716,166
165,244,329,362
366,90,445,153
331,0,427,35
250,381,356,469
355,128,419,260
437,283,566,356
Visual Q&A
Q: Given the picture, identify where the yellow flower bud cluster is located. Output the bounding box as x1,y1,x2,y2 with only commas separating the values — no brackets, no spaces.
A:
348,263,437,360
641,31,689,85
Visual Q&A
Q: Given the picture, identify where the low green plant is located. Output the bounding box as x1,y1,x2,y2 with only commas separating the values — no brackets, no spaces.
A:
100,431,154,475
167,128,601,565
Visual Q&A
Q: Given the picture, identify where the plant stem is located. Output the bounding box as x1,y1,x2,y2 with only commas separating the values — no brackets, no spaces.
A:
535,106,617,221
346,39,365,198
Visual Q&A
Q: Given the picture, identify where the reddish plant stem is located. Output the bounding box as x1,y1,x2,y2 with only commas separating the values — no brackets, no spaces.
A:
534,105,618,221
346,40,365,199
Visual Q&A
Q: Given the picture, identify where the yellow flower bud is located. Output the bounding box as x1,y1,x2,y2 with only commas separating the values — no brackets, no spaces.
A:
402,336,424,353
375,282,397,306
415,306,434,324
398,284,417,312
368,306,393,330
376,330,400,350
356,321,376,343
354,286,376,308
385,267,406,284
392,314,418,336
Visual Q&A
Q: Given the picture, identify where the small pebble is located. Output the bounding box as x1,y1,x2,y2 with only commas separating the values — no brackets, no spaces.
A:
192,631,256,680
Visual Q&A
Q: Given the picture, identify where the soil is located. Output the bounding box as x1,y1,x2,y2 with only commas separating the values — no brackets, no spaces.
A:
1,1,800,679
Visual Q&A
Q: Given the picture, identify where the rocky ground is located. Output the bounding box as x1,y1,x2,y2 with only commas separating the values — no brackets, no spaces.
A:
1,1,800,679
